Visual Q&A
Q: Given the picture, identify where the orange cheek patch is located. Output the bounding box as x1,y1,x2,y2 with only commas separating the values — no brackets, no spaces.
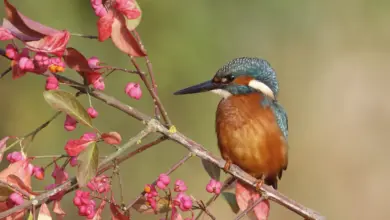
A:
233,75,254,85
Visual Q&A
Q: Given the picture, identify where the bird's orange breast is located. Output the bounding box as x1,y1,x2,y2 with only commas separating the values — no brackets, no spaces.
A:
216,93,288,182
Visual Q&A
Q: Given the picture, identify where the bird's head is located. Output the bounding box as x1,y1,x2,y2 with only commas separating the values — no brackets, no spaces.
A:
174,57,279,99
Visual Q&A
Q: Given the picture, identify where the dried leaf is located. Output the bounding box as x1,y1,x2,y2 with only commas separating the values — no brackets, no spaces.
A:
63,47,94,73
253,199,270,220
25,31,70,56
97,10,114,42
125,0,142,31
38,203,52,220
43,90,93,128
110,12,145,57
201,159,220,181
222,192,240,214
132,196,171,214
101,132,122,145
110,202,129,220
77,142,98,187
0,160,32,192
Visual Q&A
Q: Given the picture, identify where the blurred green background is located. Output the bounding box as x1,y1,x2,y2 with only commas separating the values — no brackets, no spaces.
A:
1,0,390,219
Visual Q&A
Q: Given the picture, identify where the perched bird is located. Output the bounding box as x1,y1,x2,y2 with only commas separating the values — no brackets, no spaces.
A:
174,57,288,189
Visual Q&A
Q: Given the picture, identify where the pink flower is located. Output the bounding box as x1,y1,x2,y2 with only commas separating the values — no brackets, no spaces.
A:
64,115,78,131
156,173,170,190
73,190,97,218
90,0,108,17
70,156,78,167
87,107,98,118
6,193,24,208
174,179,188,192
144,184,158,199
81,132,97,141
206,179,222,195
174,192,192,211
45,76,59,90
87,56,102,69
6,151,24,163
32,166,45,180
5,44,18,59
87,175,110,193
125,82,142,100
18,57,35,71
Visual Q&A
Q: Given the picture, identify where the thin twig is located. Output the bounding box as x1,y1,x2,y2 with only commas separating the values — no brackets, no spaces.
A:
0,180,30,198
130,57,172,126
70,33,98,39
234,197,265,220
133,30,160,119
0,67,11,79
126,152,193,210
23,111,62,140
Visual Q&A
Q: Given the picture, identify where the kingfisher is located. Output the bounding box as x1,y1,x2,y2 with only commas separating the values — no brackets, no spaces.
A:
174,57,288,189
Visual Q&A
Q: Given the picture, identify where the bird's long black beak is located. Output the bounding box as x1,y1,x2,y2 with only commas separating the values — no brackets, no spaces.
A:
174,80,221,95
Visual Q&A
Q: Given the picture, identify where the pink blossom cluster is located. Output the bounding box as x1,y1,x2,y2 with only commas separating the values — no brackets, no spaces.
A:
6,151,45,180
73,190,97,219
144,174,193,216
206,179,222,195
125,82,142,100
5,44,65,86
87,175,110,193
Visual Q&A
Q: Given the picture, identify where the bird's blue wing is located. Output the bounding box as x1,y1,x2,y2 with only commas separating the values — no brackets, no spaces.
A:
270,101,288,141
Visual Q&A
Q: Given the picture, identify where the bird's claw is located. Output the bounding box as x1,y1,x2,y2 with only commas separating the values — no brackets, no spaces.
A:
255,175,266,192
223,160,232,173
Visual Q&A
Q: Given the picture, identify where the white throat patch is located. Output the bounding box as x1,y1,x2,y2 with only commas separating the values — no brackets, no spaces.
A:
248,79,275,100
211,89,231,99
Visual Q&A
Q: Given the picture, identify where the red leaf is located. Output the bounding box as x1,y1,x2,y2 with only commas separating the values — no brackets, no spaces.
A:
97,10,114,42
235,182,270,220
93,200,107,220
110,196,129,220
64,139,94,157
0,136,9,162
101,132,122,145
38,203,52,220
110,12,145,57
0,27,14,40
4,0,46,39
53,201,66,220
25,31,70,56
63,47,94,73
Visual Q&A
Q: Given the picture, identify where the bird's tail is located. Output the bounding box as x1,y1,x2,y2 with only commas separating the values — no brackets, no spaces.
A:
236,181,270,220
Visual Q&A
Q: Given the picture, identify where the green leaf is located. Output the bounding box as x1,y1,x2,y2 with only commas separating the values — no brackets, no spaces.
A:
43,90,92,128
222,192,240,214
201,159,220,181
77,142,98,187
126,0,142,31
0,185,14,202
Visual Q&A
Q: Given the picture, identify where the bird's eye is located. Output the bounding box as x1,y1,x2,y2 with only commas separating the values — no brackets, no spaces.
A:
221,75,235,83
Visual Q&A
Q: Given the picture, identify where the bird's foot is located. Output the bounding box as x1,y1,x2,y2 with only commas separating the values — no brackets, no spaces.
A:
223,160,232,173
255,175,266,192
